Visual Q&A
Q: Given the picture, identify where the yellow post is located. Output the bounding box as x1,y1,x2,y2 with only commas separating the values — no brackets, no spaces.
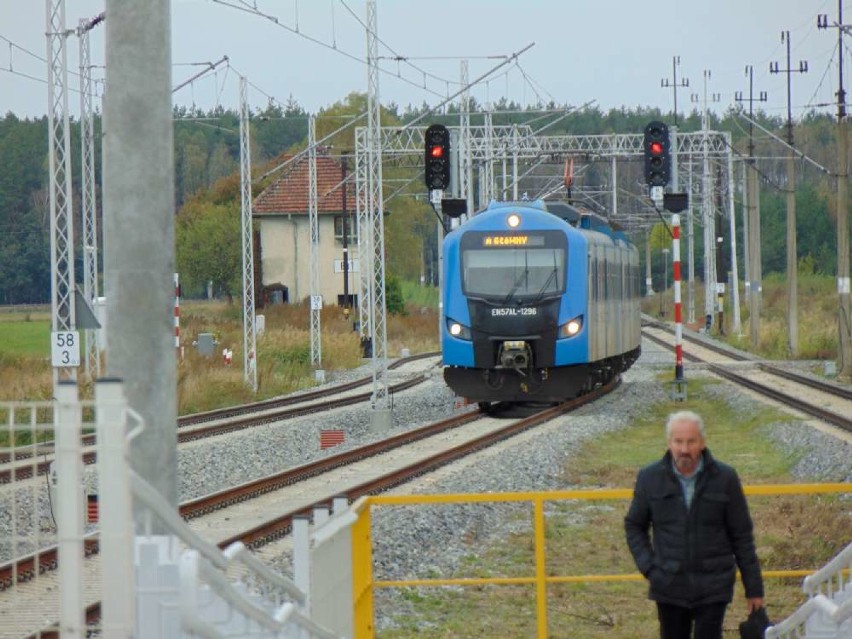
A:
351,498,374,639
534,497,548,638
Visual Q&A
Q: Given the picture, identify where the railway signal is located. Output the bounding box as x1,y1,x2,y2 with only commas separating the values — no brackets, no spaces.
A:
643,121,671,187
424,124,451,190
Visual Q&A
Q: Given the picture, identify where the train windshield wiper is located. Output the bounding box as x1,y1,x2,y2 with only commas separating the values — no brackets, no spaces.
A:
533,252,560,303
502,251,529,304
532,266,559,303
501,269,527,304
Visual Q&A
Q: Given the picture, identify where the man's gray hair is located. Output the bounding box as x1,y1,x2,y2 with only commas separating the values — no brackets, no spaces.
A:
665,410,706,440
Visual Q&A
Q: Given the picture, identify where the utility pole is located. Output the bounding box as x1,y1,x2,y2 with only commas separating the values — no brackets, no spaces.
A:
818,5,852,379
103,0,177,513
770,31,807,357
692,71,720,332
78,13,104,380
735,66,768,347
661,55,689,262
661,55,689,127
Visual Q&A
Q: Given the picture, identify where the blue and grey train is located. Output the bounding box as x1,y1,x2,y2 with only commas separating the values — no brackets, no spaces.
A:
441,200,641,406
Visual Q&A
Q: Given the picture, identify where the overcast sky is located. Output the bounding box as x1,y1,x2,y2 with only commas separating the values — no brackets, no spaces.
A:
0,0,846,122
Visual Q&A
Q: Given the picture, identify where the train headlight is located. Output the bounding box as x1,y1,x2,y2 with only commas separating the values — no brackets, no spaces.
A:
559,315,583,338
446,318,472,340
507,213,521,228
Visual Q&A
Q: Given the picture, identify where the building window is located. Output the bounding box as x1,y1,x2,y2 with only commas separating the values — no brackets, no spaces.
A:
334,215,354,243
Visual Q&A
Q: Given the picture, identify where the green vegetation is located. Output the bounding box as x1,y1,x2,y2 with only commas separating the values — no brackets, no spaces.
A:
0,294,440,414
3,100,849,306
377,379,850,638
641,268,844,361
0,315,50,356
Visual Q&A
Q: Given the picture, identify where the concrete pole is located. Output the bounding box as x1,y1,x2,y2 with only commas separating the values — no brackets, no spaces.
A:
786,151,798,356
645,234,654,296
742,160,750,306
835,1,852,378
748,164,762,346
102,0,177,513
726,136,742,335
838,113,851,377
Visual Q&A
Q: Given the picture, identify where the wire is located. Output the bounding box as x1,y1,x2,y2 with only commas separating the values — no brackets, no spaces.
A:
211,0,447,98
337,0,456,89
515,63,557,105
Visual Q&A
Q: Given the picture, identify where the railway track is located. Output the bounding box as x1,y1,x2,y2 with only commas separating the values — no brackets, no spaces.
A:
642,323,852,434
3,377,620,639
0,352,439,483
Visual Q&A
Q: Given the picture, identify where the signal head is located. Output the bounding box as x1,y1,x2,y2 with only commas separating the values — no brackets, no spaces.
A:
643,120,671,188
424,124,451,190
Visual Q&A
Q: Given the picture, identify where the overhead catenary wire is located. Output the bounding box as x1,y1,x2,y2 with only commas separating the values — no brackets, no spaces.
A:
210,0,447,99
337,0,458,89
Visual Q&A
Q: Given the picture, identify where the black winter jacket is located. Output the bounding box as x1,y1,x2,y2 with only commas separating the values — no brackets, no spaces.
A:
624,448,764,607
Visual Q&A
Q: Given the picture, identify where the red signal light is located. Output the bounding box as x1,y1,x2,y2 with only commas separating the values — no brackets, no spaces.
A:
429,145,444,159
649,141,664,156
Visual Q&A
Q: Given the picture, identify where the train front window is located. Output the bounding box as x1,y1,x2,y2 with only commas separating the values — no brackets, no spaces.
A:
462,247,565,300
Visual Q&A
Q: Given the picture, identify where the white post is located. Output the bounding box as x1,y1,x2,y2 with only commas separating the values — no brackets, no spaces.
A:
726,133,742,335
292,515,311,613
96,379,135,638
55,380,84,638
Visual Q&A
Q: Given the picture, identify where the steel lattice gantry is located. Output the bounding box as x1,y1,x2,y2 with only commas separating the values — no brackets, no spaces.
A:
239,76,258,392
46,0,77,384
308,114,322,370
354,125,739,360
359,0,391,413
78,17,100,378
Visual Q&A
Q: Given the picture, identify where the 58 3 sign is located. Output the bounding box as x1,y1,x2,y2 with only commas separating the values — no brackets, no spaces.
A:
51,331,81,367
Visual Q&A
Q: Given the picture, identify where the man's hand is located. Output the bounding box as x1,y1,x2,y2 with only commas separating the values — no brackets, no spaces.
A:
746,597,765,613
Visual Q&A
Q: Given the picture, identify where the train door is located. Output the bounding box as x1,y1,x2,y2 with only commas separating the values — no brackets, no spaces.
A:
605,247,614,357
587,246,597,361
617,248,626,354
596,245,605,360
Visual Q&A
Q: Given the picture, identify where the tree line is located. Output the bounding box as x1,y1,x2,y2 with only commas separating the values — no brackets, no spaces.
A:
0,96,847,304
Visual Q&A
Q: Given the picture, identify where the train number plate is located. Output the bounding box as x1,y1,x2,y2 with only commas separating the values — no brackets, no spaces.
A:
491,308,537,317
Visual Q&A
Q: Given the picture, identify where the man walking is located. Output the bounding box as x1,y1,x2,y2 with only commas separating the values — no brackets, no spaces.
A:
624,410,765,638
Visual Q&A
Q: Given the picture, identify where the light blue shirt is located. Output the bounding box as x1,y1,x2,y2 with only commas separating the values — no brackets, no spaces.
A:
672,456,704,509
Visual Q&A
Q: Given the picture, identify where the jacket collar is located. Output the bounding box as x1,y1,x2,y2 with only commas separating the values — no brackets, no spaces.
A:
661,448,717,476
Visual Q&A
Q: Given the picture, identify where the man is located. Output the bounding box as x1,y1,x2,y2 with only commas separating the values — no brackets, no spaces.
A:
624,410,765,639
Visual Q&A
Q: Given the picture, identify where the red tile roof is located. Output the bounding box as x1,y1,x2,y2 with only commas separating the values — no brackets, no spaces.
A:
253,155,354,216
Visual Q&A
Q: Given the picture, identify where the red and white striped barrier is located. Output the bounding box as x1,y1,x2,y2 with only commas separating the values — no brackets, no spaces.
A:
174,273,182,358
672,214,684,381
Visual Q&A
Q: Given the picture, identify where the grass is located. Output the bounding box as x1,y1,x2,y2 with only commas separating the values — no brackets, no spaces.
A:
642,272,845,362
0,315,51,357
0,295,441,414
376,377,851,639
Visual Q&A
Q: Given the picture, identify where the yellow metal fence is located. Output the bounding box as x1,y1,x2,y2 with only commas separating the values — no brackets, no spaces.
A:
350,483,852,639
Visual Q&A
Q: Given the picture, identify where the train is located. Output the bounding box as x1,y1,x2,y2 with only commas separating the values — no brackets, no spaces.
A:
441,199,641,408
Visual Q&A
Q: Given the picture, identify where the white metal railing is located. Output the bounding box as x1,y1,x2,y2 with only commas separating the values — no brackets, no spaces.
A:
0,390,93,639
765,593,852,639
130,456,343,638
1,380,350,639
764,541,852,639
802,541,852,599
